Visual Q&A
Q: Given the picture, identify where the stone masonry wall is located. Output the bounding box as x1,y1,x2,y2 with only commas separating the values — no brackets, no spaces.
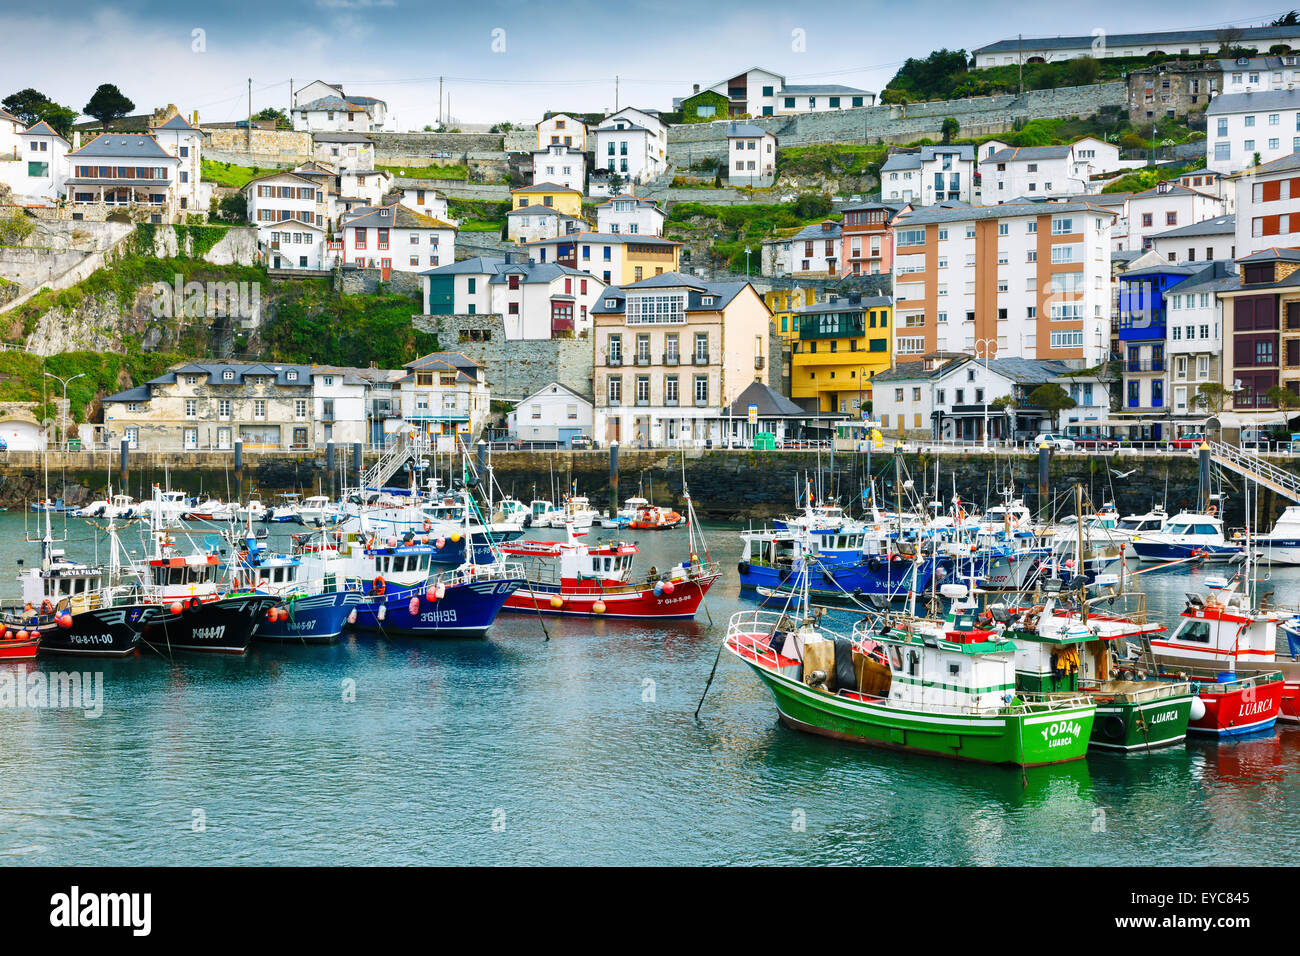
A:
412,313,594,402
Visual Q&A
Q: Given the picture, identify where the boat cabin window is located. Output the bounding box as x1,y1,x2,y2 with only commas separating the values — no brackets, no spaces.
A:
1179,620,1212,643
1166,524,1191,535
1192,524,1217,534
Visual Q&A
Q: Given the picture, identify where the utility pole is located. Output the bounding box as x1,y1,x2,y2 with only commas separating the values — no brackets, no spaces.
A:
1018,35,1023,95
289,77,293,118
615,75,619,112
439,76,443,126
247,77,252,149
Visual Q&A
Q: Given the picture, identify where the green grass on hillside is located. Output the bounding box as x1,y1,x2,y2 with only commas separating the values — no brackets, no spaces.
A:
200,159,267,189
379,164,469,181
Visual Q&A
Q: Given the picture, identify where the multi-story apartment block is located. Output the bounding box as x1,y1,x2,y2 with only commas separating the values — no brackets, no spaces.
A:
790,295,892,415
726,123,777,187
1235,151,1300,256
526,231,680,286
1207,89,1300,174
979,145,1089,201
245,172,328,269
686,68,874,118
840,201,906,277
592,108,668,185
880,146,976,206
1218,248,1300,413
1164,260,1233,420
1149,214,1237,264
591,273,770,447
594,195,665,237
891,202,1114,366
1116,262,1200,431
399,352,491,444
64,133,183,222
537,113,587,151
420,255,604,340
292,81,388,132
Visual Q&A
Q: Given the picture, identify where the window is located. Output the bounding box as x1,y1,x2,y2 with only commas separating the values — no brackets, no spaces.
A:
607,376,622,405
218,400,231,419
185,400,197,419
694,375,709,405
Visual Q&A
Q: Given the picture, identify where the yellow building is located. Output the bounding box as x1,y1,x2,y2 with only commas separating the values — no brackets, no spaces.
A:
511,182,583,218
764,288,816,344
790,294,892,414
525,232,680,286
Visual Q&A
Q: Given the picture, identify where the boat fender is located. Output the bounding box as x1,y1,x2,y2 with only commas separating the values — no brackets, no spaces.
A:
821,570,835,586
592,601,607,614
377,604,386,622
435,582,446,600
170,601,184,615
737,561,751,575
450,532,462,544
409,597,421,616
550,595,564,609
16,629,27,641
1102,715,1126,740
867,556,882,573
890,554,904,565
1189,696,1206,722
373,576,387,596
425,586,438,603
347,610,358,625
662,581,674,595
0,623,5,637
58,612,73,629
436,538,446,550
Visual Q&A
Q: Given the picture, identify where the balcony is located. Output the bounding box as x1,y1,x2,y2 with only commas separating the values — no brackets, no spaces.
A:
663,352,680,365
692,353,710,366
606,355,623,367
754,356,766,370
636,398,650,407
694,397,710,407
1125,360,1166,373
665,397,678,407
635,354,652,366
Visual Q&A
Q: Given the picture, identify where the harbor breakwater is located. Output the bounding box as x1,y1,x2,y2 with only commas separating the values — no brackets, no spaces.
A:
0,447,1281,527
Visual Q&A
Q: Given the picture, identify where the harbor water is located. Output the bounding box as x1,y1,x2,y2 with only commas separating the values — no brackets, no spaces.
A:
0,513,1296,866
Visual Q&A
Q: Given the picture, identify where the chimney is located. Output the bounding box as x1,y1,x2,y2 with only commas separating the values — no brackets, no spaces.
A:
73,130,81,150
693,84,700,94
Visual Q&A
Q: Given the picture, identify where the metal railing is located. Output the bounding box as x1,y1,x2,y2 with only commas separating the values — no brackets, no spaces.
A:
1209,440,1300,504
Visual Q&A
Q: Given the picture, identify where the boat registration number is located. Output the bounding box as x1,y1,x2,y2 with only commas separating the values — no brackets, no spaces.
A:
419,610,458,623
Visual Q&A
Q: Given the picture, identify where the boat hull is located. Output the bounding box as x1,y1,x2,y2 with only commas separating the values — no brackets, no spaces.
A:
252,590,362,643
738,558,930,599
1188,676,1284,736
732,643,1094,766
141,595,281,655
36,604,162,658
1087,691,1194,751
1131,541,1240,563
502,573,717,619
351,578,522,637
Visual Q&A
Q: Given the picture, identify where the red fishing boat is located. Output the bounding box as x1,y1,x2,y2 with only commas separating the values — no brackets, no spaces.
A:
1145,576,1291,735
499,535,718,619
0,612,42,660
627,504,684,530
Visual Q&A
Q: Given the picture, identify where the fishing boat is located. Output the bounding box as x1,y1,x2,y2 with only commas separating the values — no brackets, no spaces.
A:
294,495,340,526
528,499,561,528
0,618,41,659
1251,505,1300,565
557,494,599,530
738,528,933,601
230,532,363,643
626,502,684,530
1143,575,1291,732
1130,510,1241,563
723,557,1096,767
262,493,304,523
1001,578,1194,751
183,497,236,521
500,534,718,619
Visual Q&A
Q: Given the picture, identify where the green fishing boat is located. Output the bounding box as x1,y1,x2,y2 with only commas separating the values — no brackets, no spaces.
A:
1000,579,1195,752
724,595,1096,767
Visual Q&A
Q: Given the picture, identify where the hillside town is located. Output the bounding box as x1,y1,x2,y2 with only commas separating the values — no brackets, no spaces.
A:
1,19,1300,454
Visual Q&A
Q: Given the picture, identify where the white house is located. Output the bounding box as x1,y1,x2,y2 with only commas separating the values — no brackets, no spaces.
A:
980,145,1088,201
65,132,182,221
151,113,209,217
726,123,777,187
881,145,976,206
594,195,665,236
530,144,586,193
245,172,327,268
389,180,451,221
1121,182,1229,252
420,255,605,340
1149,213,1237,264
1207,88,1300,174
1234,150,1300,256
507,382,593,443
1218,55,1300,95
0,107,23,161
525,231,681,286
292,81,388,132
972,27,1300,68
1164,259,1232,421
0,120,69,201
506,206,584,244
764,220,842,278
338,167,392,213
692,68,874,117
343,203,457,274
537,113,587,151
593,107,668,185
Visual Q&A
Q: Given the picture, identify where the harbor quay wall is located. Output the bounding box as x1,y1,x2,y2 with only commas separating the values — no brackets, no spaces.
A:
0,449,1279,525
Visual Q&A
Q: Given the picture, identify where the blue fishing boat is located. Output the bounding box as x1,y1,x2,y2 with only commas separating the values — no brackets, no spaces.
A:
230,534,363,643
737,528,931,600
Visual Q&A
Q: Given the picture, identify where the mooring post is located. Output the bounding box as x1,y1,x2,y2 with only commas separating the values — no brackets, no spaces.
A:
234,438,243,504
326,439,335,500
119,438,129,491
1198,441,1211,513
353,441,363,490
1037,440,1050,521
609,440,619,516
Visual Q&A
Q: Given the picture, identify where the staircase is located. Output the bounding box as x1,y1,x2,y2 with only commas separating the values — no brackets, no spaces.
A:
359,431,433,491
1208,440,1300,504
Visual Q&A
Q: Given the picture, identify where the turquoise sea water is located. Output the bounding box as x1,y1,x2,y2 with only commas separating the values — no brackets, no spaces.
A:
0,512,1296,866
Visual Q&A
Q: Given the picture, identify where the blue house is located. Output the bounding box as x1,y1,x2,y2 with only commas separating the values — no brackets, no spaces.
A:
1116,262,1200,438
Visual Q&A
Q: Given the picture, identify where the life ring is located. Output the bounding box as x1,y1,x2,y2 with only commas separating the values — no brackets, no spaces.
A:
373,575,387,595
1207,505,1217,516
423,519,433,532
40,599,53,615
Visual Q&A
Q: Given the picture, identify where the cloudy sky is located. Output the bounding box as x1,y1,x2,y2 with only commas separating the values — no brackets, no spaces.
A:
0,2,1293,128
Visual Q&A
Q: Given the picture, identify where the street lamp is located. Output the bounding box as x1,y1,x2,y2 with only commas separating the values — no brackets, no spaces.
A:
745,246,753,276
44,371,86,450
973,338,997,449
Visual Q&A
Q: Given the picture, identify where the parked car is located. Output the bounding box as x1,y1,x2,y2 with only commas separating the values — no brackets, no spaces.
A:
1033,433,1076,451
1169,433,1206,450
569,435,592,450
1073,436,1119,450
0,437,7,452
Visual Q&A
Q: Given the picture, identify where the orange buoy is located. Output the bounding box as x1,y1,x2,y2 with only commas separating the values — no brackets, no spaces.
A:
549,595,564,609
170,601,185,615
592,601,607,614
